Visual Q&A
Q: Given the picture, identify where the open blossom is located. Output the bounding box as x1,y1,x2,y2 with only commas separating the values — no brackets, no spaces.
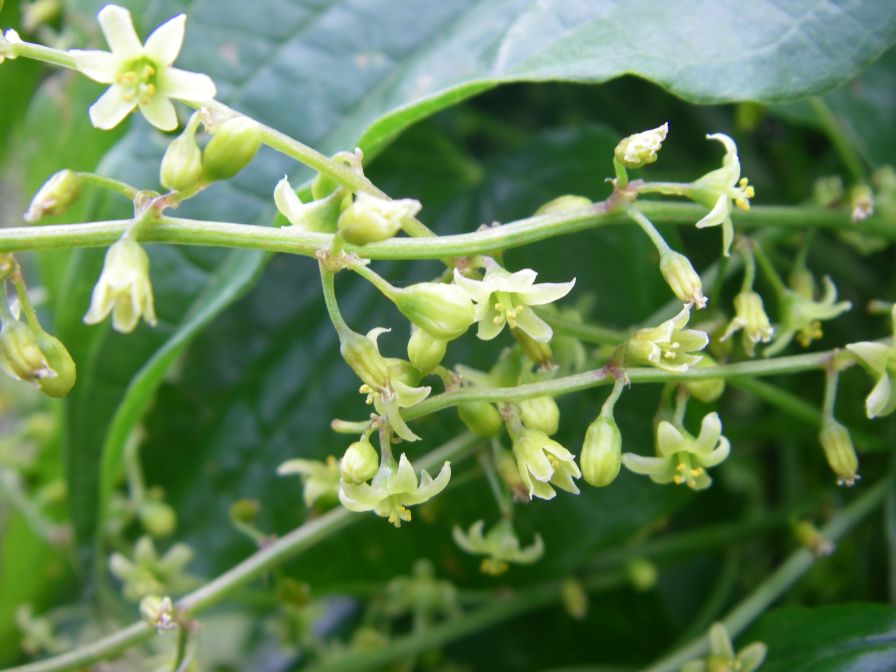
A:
452,519,544,575
69,5,216,130
84,239,157,333
847,305,896,418
721,289,773,356
339,452,450,527
689,133,755,257
765,275,851,356
512,428,581,500
277,456,341,509
453,261,575,343
681,623,766,672
625,306,709,373
622,412,730,490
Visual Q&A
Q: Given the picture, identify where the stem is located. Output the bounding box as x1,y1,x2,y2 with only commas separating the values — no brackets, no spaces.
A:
808,98,866,183
643,477,890,672
319,265,351,336
481,441,511,517
636,182,695,198
7,40,77,69
822,365,840,421
537,310,629,345
345,260,398,301
3,435,477,672
627,207,671,254
751,239,787,299
75,173,139,201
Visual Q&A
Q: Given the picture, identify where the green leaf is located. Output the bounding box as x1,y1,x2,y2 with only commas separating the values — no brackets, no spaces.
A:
754,603,896,671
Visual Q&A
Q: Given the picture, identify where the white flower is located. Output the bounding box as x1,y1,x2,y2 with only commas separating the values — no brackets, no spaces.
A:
765,275,851,356
277,457,341,509
453,261,575,342
847,305,896,418
512,428,581,500
339,453,450,527
690,133,755,257
83,239,157,333
452,519,544,575
721,290,773,356
625,306,709,373
68,5,216,131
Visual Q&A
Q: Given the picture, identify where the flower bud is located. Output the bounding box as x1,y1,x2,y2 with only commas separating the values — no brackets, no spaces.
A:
534,194,592,215
201,117,262,181
518,396,560,435
160,125,203,192
338,193,421,246
812,175,844,207
659,250,706,309
614,123,668,169
0,320,52,382
341,437,379,483
228,499,260,525
312,149,363,200
138,500,176,538
626,557,658,591
32,330,76,398
850,183,874,222
339,330,390,389
682,354,725,403
24,170,81,223
560,578,588,619
407,325,446,374
793,521,834,557
511,327,554,368
457,401,502,438
393,282,475,341
580,414,622,487
819,419,859,486
83,239,157,333
139,595,177,631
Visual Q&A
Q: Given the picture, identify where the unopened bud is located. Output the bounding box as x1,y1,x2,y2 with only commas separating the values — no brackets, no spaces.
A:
312,149,363,200
202,117,262,181
614,123,668,169
458,401,502,438
24,170,81,223
407,326,446,374
228,499,260,525
819,419,860,486
660,250,706,309
512,327,554,368
393,282,475,341
32,330,76,398
793,521,834,558
850,183,874,222
160,125,203,192
0,320,51,382
518,396,560,435
682,354,725,403
138,500,176,538
341,437,379,483
626,557,658,591
339,330,390,389
139,595,177,631
534,195,592,215
580,414,622,487
338,193,421,246
812,175,844,208
560,578,588,619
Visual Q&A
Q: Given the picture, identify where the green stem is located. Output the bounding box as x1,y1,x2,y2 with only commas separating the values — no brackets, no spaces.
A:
627,207,671,254
636,182,695,198
319,265,351,336
75,173,139,201
751,239,787,299
809,98,866,183
7,39,76,69
643,477,890,672
345,260,398,300
536,310,628,345
822,365,840,421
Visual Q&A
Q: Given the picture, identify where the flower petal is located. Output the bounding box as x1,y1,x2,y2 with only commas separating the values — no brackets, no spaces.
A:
513,306,553,342
621,453,675,482
700,437,730,468
159,67,217,102
867,373,894,419
97,5,142,59
143,13,185,65
656,421,685,456
138,94,178,131
695,194,729,229
88,85,136,129
492,268,537,293
391,453,419,494
694,412,722,454
393,380,431,408
519,278,576,306
847,341,891,373
274,176,305,225
453,269,493,303
68,49,119,83
338,482,379,512
409,461,451,504
476,301,506,341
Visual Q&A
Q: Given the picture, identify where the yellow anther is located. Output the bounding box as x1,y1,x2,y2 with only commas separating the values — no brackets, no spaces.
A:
673,475,685,485
676,463,686,472
142,83,156,96
142,65,155,78
690,467,703,477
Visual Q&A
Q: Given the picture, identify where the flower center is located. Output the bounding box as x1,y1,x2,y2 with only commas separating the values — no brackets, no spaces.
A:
493,292,522,328
116,57,159,106
731,177,755,211
672,453,704,487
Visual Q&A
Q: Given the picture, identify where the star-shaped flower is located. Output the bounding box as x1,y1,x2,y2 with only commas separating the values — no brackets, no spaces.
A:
69,5,216,130
512,428,581,500
847,305,896,418
452,519,544,575
690,133,755,256
83,239,157,333
622,412,730,490
721,289,773,356
453,261,575,343
108,536,193,602
625,306,709,373
681,623,766,672
339,452,450,527
765,275,851,356
277,456,341,509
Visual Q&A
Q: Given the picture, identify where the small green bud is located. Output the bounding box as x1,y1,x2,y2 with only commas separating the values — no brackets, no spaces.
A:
138,500,176,538
614,122,668,169
458,401,502,438
534,194,592,215
24,170,81,223
393,282,475,341
560,578,588,619
812,175,844,207
228,499,260,525
0,320,51,383
518,396,560,435
407,325,446,374
511,327,554,368
626,557,658,591
340,437,379,483
850,183,874,222
819,419,859,486
682,354,725,403
31,330,76,398
659,250,706,309
160,124,203,192
139,595,177,631
338,193,421,245
339,330,390,389
201,117,262,181
793,521,834,557
580,414,622,487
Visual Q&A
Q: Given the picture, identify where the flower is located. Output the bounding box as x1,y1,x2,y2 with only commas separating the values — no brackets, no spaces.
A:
659,250,706,309
24,170,81,223
453,261,575,342
337,192,421,245
614,122,668,168
452,519,544,575
819,419,860,486
622,412,730,490
273,176,342,233
277,456,340,509
338,452,450,527
847,305,896,419
681,623,766,672
83,238,157,333
765,275,851,356
68,5,216,131
625,306,709,373
108,536,193,602
721,289,773,356
689,133,755,256
512,428,581,500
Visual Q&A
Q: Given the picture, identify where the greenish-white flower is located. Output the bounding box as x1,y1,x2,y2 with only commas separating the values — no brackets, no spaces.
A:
83,239,157,333
689,133,755,257
273,176,343,232
681,622,767,672
452,519,544,575
69,4,216,131
847,305,896,419
108,536,193,602
277,456,341,509
453,262,575,342
614,122,668,168
626,306,709,373
765,275,851,356
721,289,773,356
622,412,730,490
0,28,22,64
512,428,581,500
339,452,450,527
